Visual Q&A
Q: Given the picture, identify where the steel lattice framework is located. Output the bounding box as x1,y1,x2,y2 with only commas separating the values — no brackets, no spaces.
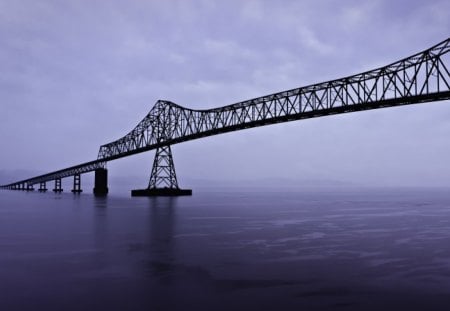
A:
1,38,450,190
97,38,450,162
148,146,179,189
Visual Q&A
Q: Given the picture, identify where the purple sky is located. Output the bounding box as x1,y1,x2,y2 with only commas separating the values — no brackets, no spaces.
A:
1,0,449,187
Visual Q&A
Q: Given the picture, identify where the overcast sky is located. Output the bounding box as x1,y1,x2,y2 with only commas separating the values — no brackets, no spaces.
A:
1,0,449,188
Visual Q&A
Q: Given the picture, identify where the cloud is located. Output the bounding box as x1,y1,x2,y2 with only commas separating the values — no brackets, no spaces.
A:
296,28,335,55
0,0,449,187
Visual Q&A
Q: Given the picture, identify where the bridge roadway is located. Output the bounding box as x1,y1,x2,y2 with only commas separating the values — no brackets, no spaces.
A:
1,37,449,195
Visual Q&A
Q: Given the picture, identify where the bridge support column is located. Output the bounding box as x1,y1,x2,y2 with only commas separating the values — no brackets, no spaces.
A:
26,183,34,191
71,174,82,193
20,183,26,191
93,168,108,196
131,145,192,197
53,178,63,193
38,182,47,192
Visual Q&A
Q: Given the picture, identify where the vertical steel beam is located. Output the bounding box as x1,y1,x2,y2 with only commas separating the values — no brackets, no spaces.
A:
71,174,82,193
38,182,47,192
53,178,63,192
131,145,192,196
148,145,179,189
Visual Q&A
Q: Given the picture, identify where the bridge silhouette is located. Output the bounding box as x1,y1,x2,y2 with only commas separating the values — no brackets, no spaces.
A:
2,38,450,196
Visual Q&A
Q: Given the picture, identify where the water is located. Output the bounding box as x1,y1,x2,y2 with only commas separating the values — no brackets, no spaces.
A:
1,187,450,310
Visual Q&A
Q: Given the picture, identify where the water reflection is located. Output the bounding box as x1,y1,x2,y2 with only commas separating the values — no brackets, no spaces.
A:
147,197,177,278
93,195,108,209
92,195,109,270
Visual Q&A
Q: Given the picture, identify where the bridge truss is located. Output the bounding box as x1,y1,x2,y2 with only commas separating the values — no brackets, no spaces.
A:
97,38,450,161
1,37,450,194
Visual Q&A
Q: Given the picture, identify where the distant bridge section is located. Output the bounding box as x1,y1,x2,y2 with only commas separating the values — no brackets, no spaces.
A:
1,37,449,195
0,160,106,193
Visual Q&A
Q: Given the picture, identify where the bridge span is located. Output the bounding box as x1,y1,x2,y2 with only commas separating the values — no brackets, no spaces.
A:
1,38,450,196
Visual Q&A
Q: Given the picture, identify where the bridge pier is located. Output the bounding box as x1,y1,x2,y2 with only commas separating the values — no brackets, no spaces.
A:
38,182,47,192
26,183,34,191
93,168,108,196
53,178,63,192
71,174,82,193
131,145,192,197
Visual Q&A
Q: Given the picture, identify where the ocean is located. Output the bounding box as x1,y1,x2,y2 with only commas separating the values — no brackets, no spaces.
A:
1,187,450,310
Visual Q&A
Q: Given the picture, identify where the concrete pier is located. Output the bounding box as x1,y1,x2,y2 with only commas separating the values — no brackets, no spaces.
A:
93,168,108,196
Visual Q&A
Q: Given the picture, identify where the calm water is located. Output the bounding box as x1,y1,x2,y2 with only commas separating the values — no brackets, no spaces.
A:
1,187,450,310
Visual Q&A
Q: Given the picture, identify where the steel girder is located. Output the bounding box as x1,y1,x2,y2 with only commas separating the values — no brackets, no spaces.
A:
97,38,450,162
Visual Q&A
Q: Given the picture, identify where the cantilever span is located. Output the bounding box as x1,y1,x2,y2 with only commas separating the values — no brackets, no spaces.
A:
1,38,450,195
97,37,450,162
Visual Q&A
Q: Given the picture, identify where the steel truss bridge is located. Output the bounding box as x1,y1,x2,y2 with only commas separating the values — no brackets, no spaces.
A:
1,38,450,195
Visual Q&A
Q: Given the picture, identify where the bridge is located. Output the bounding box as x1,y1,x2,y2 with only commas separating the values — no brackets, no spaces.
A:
1,38,450,196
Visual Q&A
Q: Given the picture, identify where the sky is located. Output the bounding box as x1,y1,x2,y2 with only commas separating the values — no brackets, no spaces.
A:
0,0,449,188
